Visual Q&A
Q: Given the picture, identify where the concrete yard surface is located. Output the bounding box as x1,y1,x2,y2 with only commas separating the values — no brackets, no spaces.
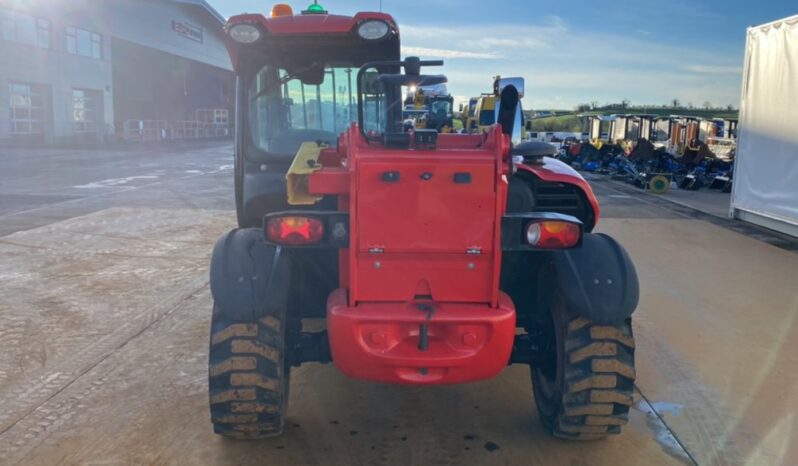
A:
600,218,798,466
1,144,797,465
0,206,686,466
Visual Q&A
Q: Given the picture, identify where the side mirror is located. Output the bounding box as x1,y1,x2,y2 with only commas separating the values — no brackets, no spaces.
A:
496,77,525,98
497,85,520,142
294,65,325,86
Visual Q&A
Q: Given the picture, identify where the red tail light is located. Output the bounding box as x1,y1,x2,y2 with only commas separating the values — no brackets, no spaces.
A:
526,221,581,249
266,216,324,245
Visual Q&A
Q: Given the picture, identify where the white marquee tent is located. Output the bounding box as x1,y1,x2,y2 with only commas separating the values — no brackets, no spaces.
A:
732,14,798,237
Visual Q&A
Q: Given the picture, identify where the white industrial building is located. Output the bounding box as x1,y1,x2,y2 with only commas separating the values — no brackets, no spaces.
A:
0,0,233,145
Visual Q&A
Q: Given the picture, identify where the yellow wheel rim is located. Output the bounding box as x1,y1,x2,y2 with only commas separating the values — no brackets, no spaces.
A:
649,175,669,194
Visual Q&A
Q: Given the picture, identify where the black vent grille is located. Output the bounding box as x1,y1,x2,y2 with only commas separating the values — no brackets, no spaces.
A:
533,181,592,227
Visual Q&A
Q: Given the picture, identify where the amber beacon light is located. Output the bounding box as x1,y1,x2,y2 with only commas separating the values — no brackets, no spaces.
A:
271,4,294,17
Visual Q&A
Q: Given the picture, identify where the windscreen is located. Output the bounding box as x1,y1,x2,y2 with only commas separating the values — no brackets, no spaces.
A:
359,68,390,135
249,64,358,155
430,99,451,120
479,106,495,126
468,98,478,117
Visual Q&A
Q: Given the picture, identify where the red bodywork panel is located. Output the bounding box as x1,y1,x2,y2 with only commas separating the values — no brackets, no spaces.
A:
306,126,516,384
305,125,595,384
516,158,601,228
228,12,397,35
344,126,509,307
354,253,494,303
356,156,495,254
327,289,516,385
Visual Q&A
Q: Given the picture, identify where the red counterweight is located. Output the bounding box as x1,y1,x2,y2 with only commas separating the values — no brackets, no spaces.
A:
326,289,516,385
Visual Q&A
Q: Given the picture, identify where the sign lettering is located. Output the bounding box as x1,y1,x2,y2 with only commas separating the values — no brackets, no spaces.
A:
172,20,203,43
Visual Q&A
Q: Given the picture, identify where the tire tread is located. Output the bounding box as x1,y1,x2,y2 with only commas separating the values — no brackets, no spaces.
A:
535,315,636,441
209,307,287,439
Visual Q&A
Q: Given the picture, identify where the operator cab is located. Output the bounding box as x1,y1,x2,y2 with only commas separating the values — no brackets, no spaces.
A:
226,4,401,226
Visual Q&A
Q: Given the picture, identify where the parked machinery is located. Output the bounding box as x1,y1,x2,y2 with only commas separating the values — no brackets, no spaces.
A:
570,112,737,193
463,96,479,132
473,92,498,133
474,77,528,140
403,84,455,132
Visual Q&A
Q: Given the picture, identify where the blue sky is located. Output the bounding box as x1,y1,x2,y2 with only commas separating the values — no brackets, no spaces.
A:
213,1,797,110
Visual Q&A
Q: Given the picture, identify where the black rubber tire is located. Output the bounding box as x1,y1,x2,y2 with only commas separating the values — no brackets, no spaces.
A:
532,294,636,440
208,304,290,439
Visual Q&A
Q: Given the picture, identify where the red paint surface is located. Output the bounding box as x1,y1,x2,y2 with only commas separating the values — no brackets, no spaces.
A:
327,289,516,384
227,12,397,35
301,123,600,384
356,157,495,254
353,253,494,303
309,167,348,195
346,126,507,306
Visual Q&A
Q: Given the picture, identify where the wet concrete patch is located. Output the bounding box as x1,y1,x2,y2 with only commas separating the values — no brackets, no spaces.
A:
603,218,798,465
635,399,694,465
483,441,500,452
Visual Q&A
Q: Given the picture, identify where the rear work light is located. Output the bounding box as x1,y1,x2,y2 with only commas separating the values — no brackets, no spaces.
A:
357,20,390,40
228,24,261,44
526,221,581,249
266,216,324,245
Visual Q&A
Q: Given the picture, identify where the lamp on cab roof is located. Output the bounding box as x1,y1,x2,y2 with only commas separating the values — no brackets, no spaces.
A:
271,4,294,16
302,1,328,14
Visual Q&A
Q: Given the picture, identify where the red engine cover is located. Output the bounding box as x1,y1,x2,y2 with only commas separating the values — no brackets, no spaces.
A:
356,157,495,254
350,145,505,304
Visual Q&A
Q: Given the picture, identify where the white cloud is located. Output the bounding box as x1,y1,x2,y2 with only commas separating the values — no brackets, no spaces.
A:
542,15,567,29
682,64,743,75
401,46,500,59
462,36,549,51
401,22,561,52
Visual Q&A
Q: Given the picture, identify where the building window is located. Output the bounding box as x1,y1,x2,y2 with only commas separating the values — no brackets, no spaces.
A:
0,8,50,48
72,89,101,133
9,82,47,135
66,26,101,59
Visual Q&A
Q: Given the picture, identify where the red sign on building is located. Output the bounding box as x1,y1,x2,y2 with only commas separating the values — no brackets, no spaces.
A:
172,20,203,43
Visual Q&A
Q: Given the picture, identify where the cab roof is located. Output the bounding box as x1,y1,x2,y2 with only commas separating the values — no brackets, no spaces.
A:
224,11,399,70
226,11,398,35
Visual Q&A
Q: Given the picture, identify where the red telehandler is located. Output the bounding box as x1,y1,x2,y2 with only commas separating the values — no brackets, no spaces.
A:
209,3,639,441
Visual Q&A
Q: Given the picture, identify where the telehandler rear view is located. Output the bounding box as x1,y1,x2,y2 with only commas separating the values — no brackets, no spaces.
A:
209,3,639,440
